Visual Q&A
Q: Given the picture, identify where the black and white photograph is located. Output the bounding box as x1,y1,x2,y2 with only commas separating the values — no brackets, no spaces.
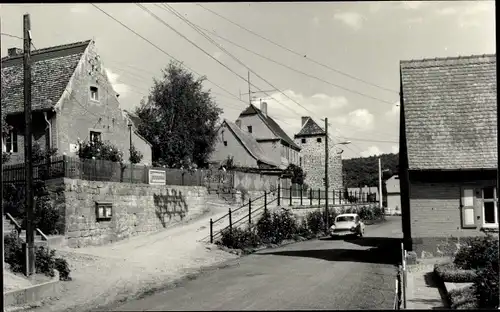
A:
1,1,496,311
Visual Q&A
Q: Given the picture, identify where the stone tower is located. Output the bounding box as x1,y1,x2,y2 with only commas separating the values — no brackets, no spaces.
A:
294,117,343,192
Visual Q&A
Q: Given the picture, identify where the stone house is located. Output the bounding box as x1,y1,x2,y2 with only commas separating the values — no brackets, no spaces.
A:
1,40,152,165
399,54,497,258
294,117,343,192
209,119,280,169
236,102,301,169
385,175,400,215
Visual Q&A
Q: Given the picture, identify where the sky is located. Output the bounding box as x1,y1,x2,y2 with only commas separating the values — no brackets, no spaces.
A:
0,1,496,160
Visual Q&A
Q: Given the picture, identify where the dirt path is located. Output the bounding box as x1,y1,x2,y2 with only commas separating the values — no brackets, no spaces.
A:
27,202,243,312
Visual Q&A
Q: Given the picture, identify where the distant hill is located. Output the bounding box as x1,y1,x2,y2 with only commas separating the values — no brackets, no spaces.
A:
342,153,398,188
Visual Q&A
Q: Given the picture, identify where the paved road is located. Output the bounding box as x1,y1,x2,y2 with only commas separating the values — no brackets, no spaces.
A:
112,216,403,311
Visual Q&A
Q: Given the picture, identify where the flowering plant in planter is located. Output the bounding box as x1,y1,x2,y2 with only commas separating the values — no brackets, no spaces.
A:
77,140,124,180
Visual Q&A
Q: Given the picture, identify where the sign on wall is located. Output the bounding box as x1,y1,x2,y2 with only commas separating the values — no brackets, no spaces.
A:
149,169,166,185
69,143,79,153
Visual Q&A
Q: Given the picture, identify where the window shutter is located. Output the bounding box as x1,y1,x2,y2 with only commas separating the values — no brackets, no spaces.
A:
461,187,476,228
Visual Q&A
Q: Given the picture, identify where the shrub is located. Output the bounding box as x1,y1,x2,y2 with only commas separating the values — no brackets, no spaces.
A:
217,227,260,250
255,209,274,243
448,285,478,310
4,233,72,281
454,235,498,270
55,257,72,281
78,140,124,163
305,210,325,235
4,232,25,273
434,262,478,283
34,192,61,235
35,247,56,278
271,210,299,243
296,218,313,239
472,236,499,309
129,145,143,164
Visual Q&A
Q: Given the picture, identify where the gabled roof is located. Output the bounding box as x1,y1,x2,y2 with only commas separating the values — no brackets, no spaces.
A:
1,40,91,115
223,119,279,167
239,104,300,150
401,54,497,170
294,117,325,138
123,110,153,147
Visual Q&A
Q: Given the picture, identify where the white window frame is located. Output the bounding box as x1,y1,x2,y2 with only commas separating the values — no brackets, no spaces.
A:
5,129,17,153
482,187,498,227
90,86,99,101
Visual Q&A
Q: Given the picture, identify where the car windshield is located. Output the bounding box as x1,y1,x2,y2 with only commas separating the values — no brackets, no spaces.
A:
336,216,355,222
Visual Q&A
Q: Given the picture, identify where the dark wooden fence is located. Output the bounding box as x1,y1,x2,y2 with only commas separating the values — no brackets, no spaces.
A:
2,155,232,188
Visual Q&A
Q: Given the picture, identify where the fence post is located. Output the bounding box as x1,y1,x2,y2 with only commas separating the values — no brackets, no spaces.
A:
264,191,267,211
318,189,321,206
277,183,281,206
181,171,185,186
62,155,67,177
309,188,312,206
248,198,252,224
333,189,335,205
300,185,303,206
210,218,213,244
229,208,232,233
289,186,292,206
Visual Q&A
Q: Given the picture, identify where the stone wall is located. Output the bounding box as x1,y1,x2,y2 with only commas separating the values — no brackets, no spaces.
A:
46,178,209,248
296,135,343,191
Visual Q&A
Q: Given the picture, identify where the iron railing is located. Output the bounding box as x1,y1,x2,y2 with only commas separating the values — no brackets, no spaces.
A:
278,184,378,206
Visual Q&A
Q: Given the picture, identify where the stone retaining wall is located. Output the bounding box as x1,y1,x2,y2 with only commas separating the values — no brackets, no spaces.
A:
46,178,209,248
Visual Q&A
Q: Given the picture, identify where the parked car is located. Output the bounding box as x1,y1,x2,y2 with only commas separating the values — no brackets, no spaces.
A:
329,213,365,238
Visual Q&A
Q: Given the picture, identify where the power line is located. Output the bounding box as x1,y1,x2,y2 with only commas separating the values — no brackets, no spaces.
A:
156,4,321,121
196,4,399,94
90,4,244,105
191,24,395,106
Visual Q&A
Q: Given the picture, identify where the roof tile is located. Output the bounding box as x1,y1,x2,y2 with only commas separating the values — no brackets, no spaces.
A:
401,54,497,170
1,40,90,115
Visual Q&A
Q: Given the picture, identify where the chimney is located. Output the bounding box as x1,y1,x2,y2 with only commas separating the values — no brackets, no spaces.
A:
260,102,268,116
235,119,242,128
301,116,310,127
8,48,23,57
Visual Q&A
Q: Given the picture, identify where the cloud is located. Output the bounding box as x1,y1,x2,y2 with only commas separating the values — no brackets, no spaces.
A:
105,68,130,98
346,109,375,131
391,145,399,154
435,2,494,28
406,17,424,24
360,145,383,157
333,12,364,30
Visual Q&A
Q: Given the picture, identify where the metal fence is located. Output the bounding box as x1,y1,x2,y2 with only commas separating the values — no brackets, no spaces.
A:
2,155,230,187
395,242,408,310
279,184,378,206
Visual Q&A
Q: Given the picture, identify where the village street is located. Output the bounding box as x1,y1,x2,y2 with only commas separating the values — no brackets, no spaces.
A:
110,216,402,311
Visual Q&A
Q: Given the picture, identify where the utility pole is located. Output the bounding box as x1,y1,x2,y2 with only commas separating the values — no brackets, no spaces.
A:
23,13,35,276
1,14,5,290
247,71,251,105
324,118,329,231
378,157,383,211
128,123,133,183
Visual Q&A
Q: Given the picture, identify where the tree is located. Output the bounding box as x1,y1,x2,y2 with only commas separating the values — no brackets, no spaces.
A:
283,164,306,185
129,145,143,164
2,116,11,163
342,153,399,188
135,61,222,169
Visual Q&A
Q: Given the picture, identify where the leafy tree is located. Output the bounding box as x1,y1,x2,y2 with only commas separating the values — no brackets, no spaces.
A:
283,164,306,185
135,61,222,169
129,145,143,164
342,153,399,188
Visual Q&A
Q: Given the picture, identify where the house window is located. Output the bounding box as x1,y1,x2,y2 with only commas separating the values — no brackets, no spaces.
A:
247,126,252,133
482,187,497,225
301,138,306,143
317,138,322,143
90,86,99,101
90,131,102,143
5,129,18,153
223,141,227,146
